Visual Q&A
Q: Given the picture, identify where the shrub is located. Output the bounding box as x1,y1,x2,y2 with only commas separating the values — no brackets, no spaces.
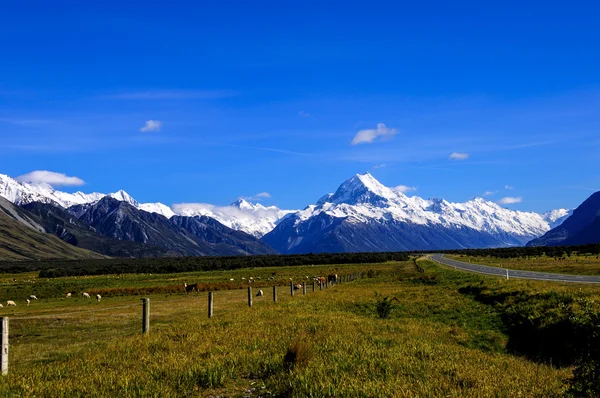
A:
283,332,313,371
374,292,399,319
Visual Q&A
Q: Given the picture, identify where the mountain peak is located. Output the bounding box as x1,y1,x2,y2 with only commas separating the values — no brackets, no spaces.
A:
232,198,254,209
109,190,139,206
329,173,396,205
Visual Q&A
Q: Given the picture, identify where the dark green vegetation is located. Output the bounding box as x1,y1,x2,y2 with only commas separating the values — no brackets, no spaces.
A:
0,251,409,279
0,197,104,261
1,258,599,395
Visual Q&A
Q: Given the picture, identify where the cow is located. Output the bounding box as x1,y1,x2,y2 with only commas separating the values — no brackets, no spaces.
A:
328,274,338,284
293,284,302,291
256,289,264,297
184,283,199,294
314,276,326,287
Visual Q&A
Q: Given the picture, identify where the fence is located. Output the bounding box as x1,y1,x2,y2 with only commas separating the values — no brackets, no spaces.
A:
0,272,362,375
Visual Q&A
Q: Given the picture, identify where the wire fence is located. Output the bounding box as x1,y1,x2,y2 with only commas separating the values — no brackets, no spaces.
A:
0,273,362,374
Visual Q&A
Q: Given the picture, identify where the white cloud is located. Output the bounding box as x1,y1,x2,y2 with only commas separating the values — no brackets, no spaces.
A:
449,152,469,160
298,111,310,118
16,170,85,187
394,185,417,193
505,185,515,190
498,196,522,205
351,123,398,145
373,164,387,169
140,120,163,132
482,191,495,197
244,192,271,201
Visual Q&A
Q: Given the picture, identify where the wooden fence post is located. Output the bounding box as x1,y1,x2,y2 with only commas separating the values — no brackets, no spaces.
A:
312,280,316,292
273,285,277,303
248,286,253,307
0,317,7,375
319,280,323,291
303,282,307,295
326,279,329,288
290,281,294,297
208,292,214,318
141,298,150,335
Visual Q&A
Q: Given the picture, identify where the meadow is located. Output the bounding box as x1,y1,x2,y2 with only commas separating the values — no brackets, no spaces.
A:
0,258,597,397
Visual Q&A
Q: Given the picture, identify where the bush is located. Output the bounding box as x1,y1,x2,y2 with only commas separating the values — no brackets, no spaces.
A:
374,292,399,319
283,332,313,371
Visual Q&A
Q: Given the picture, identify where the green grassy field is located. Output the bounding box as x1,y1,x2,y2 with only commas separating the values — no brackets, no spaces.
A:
0,259,596,396
448,253,600,275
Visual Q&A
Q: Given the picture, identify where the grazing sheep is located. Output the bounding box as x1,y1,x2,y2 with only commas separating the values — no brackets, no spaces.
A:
0,304,3,307
96,294,101,302
256,289,264,297
26,299,30,306
294,284,302,291
29,295,38,300
66,293,72,298
6,301,16,307
82,292,90,299
229,278,234,281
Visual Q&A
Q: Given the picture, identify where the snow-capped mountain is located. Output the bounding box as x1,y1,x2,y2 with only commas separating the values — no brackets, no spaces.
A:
0,174,104,207
0,174,174,218
262,173,568,254
542,208,573,229
172,199,296,238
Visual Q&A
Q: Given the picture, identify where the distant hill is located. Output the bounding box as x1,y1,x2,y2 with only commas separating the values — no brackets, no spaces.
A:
69,197,276,256
21,202,171,258
0,197,105,261
527,192,600,247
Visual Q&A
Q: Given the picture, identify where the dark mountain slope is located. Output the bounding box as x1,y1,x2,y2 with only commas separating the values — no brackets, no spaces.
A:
0,197,105,261
21,202,170,257
70,197,276,256
528,192,600,247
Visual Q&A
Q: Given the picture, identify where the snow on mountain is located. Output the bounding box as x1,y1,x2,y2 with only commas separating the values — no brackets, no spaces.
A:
542,208,573,229
264,173,569,253
0,174,173,218
296,173,554,237
172,199,296,238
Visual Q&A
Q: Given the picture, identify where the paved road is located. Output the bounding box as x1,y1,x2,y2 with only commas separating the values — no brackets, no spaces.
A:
430,254,600,284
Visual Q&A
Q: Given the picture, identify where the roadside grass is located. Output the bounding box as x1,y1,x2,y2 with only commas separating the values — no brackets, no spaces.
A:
0,259,585,396
448,253,600,275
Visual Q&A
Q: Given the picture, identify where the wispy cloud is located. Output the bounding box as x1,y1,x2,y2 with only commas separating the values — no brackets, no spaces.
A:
100,89,238,100
505,185,514,190
498,196,522,205
16,170,85,187
449,152,469,160
351,123,398,145
373,164,387,169
244,192,271,201
140,120,163,133
298,111,311,118
0,118,52,126
394,185,417,193
482,191,495,197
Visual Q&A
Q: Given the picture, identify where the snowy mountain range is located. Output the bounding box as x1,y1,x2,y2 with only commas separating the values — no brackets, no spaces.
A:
0,172,573,252
262,173,571,253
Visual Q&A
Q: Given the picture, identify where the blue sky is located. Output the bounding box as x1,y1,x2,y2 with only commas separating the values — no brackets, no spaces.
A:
1,1,599,212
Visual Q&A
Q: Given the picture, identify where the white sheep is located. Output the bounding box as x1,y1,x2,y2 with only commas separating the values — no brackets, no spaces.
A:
66,293,72,298
96,294,101,302
82,292,90,299
29,295,38,300
0,304,3,307
6,301,16,307
26,299,30,306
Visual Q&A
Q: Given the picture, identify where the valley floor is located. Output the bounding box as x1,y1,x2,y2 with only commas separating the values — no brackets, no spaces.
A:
0,259,593,396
